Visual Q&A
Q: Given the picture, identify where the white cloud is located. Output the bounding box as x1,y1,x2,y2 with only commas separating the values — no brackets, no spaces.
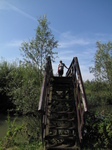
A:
58,32,92,48
81,71,94,81
59,39,89,48
4,40,23,47
58,50,74,55
58,31,112,49
0,40,23,49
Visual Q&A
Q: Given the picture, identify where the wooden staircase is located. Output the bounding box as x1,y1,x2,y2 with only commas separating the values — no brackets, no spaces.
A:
45,77,79,150
38,56,88,150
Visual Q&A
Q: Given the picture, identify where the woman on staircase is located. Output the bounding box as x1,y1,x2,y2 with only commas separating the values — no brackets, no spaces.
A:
58,60,68,77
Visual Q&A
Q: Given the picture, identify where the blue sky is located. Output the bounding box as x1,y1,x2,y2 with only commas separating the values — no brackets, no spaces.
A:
0,0,112,81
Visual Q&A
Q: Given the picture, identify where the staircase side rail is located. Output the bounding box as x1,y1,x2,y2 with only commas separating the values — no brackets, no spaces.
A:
38,56,53,112
38,56,53,143
66,57,88,111
66,57,88,142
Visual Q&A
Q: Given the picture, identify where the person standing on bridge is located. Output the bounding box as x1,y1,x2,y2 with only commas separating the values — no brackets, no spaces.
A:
58,60,68,77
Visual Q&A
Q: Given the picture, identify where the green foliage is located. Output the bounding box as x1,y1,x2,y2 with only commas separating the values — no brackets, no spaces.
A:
22,115,41,142
84,79,112,149
84,80,112,107
1,115,24,149
82,112,112,149
90,41,112,83
0,60,42,141
87,41,112,108
0,60,11,94
0,60,42,114
7,64,42,140
0,60,18,113
0,115,44,150
7,64,42,115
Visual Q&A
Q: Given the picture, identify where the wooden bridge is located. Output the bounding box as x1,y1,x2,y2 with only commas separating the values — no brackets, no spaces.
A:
38,56,88,150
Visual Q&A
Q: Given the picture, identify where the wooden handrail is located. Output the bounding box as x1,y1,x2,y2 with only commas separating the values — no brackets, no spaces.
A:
66,57,88,142
38,56,53,142
38,56,53,112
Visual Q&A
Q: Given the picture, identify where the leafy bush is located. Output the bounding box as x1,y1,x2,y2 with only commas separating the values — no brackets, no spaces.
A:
7,63,42,115
84,80,112,107
0,60,42,115
82,112,112,149
0,60,42,141
0,60,17,113
7,63,42,140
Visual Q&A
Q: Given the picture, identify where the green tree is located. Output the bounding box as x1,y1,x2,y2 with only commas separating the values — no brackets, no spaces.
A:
89,41,112,105
20,15,58,72
90,41,112,83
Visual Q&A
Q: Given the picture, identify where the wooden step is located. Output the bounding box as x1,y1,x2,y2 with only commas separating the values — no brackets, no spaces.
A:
50,111,75,114
46,134,76,139
48,115,75,120
47,145,79,150
48,102,74,108
49,101,74,106
52,81,73,85
51,98,74,101
49,126,76,130
47,144,80,150
49,118,75,122
52,77,72,83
